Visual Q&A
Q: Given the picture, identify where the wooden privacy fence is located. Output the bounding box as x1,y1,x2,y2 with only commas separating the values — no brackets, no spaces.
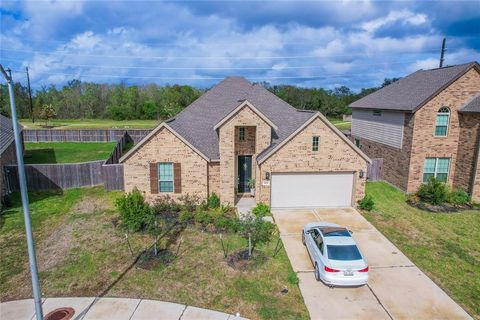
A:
23,129,151,143
4,160,124,192
4,161,104,192
367,158,383,181
3,131,133,193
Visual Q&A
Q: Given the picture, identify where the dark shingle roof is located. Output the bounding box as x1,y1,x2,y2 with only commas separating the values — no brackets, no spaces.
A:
460,93,480,113
351,61,479,112
0,114,15,154
167,77,313,160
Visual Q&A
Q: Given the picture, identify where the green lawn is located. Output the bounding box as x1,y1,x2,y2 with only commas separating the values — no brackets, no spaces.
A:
24,142,116,164
0,188,308,319
327,117,351,131
20,119,159,129
20,118,350,131
362,182,480,318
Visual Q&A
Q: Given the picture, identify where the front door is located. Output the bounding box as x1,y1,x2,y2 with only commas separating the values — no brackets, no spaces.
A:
237,155,252,193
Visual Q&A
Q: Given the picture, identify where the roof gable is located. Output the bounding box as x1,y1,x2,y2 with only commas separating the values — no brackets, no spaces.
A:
350,61,480,112
257,112,371,164
119,123,210,163
144,77,313,161
460,92,480,113
213,100,278,130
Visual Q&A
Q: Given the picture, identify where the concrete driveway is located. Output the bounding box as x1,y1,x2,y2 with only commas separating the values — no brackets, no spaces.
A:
272,208,472,320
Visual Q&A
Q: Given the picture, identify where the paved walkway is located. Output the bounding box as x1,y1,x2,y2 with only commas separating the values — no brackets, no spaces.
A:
272,207,472,320
0,297,247,320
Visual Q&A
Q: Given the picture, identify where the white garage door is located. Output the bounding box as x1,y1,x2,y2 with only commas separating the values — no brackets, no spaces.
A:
271,172,354,208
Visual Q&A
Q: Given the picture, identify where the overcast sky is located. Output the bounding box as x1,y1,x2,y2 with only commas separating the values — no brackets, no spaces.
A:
1,0,479,91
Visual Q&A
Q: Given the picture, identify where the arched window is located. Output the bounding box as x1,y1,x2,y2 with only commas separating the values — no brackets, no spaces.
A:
435,107,450,136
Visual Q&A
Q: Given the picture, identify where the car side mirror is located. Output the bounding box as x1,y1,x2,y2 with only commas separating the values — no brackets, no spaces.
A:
306,229,313,234
348,230,353,234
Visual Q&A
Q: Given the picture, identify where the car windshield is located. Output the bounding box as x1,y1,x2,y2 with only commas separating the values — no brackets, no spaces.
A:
327,245,362,261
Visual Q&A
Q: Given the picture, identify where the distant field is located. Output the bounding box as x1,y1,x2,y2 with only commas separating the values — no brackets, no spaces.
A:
328,117,352,131
24,142,116,164
20,119,159,129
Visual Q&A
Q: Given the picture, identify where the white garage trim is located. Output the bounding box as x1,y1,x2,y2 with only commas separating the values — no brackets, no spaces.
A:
270,172,355,208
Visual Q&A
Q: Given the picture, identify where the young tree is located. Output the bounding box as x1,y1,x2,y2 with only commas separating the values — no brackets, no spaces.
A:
237,215,275,257
40,104,57,127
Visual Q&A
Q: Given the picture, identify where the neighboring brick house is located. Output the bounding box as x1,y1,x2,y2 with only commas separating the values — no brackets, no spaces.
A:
0,114,21,208
351,61,480,202
120,77,370,208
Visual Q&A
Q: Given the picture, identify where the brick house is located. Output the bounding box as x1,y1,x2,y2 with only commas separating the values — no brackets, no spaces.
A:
120,77,370,208
0,114,21,208
350,61,480,202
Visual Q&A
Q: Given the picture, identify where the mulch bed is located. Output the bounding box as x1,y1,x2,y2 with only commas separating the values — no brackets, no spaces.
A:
136,249,176,270
406,199,477,213
226,249,268,271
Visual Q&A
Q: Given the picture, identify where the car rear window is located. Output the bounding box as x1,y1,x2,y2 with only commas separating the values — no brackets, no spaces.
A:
323,230,351,237
327,245,362,261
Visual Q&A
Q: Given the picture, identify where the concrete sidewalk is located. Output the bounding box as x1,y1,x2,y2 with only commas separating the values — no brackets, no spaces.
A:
0,297,247,320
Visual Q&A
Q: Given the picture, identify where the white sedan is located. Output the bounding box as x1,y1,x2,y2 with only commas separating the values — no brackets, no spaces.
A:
302,222,369,287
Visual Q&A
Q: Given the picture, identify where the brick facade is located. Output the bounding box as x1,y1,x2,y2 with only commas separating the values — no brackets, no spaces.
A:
407,68,480,193
258,117,368,205
471,146,480,203
353,68,480,199
208,162,220,196
218,105,271,204
455,113,480,194
123,127,208,202
123,106,368,207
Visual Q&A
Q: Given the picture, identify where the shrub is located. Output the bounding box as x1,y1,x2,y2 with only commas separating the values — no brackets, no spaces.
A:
152,195,181,214
416,177,448,205
220,204,235,215
207,193,220,209
179,194,200,212
194,210,213,226
115,188,154,232
252,203,270,217
447,189,470,206
179,210,194,223
358,194,374,211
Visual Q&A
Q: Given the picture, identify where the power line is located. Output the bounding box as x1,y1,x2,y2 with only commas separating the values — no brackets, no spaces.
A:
22,71,357,80
0,47,444,60
0,57,422,70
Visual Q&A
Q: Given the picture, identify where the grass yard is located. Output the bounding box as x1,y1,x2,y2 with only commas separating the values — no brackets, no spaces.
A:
20,118,350,131
20,119,159,129
327,117,351,131
24,142,116,164
0,187,308,320
362,182,480,318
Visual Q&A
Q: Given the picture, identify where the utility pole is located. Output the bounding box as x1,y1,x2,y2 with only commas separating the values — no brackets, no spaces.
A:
26,66,35,123
439,38,446,68
0,64,43,320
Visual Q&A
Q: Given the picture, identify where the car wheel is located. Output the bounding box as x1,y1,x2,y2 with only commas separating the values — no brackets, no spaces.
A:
314,263,321,281
302,232,305,245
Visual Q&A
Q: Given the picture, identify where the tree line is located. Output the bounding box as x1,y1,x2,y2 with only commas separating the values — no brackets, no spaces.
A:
0,78,398,121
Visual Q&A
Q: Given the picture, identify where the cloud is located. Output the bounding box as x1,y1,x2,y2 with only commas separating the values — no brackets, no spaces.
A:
0,0,478,91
